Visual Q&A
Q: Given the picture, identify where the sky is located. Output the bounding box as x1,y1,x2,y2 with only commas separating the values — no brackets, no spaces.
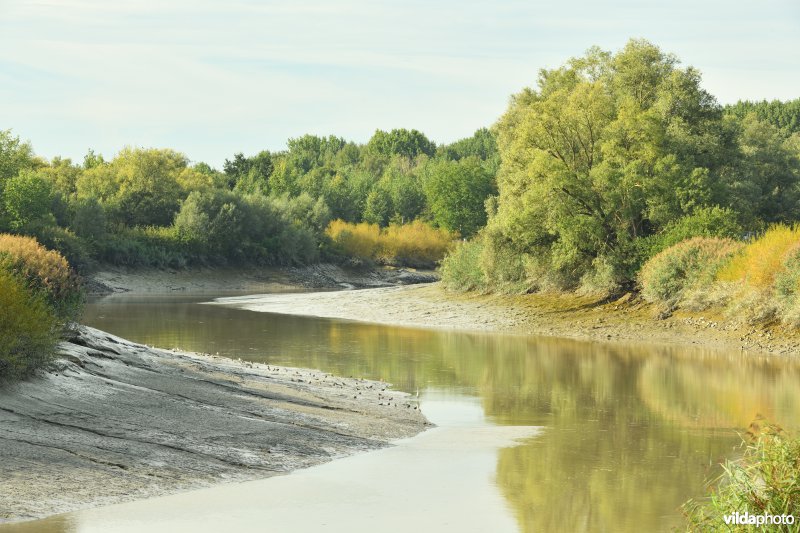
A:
1,0,799,168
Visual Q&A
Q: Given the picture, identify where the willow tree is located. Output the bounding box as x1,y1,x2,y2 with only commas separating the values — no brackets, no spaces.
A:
485,39,733,291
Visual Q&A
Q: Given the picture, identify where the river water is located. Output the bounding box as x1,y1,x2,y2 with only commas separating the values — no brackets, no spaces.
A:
5,290,800,532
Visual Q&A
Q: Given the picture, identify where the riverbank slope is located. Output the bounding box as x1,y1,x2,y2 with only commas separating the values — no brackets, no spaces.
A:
213,283,800,356
0,326,428,523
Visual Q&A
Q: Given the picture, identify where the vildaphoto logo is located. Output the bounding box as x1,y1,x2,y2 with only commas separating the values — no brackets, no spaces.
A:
723,511,795,527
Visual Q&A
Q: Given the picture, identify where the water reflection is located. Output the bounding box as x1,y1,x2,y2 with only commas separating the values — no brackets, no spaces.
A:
4,292,800,532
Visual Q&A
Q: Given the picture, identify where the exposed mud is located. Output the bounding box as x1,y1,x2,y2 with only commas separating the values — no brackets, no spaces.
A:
0,326,428,523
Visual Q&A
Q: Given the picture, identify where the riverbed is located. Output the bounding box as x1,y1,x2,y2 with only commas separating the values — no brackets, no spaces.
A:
5,289,800,532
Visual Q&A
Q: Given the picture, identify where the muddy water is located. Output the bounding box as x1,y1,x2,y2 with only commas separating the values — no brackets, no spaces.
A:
7,291,800,532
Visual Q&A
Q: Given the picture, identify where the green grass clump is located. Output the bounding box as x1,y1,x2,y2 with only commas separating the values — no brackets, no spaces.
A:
683,421,800,532
639,237,743,308
0,233,84,321
0,269,59,381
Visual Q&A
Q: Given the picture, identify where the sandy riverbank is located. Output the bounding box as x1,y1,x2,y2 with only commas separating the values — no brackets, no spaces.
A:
212,283,800,356
0,326,428,523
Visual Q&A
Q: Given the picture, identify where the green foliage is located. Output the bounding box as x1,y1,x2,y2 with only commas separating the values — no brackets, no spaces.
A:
225,151,273,193
437,128,498,162
422,156,496,237
70,197,107,241
82,149,104,169
728,114,800,225
726,98,800,136
440,240,487,292
0,130,36,184
2,170,56,230
637,206,743,262
363,184,394,226
76,147,186,227
684,421,800,532
367,129,436,159
0,269,59,382
3,40,799,285
438,39,798,297
638,237,743,308
171,190,321,265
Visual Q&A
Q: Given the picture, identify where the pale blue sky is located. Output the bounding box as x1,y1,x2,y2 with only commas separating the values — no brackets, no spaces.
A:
1,0,798,167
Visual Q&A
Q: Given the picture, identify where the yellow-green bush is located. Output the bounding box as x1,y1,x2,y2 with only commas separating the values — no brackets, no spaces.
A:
325,220,382,261
380,221,456,267
325,219,455,268
0,233,83,321
0,270,59,381
718,225,800,288
639,237,743,308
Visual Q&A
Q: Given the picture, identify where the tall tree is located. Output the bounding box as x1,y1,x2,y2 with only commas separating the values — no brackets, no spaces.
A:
487,39,733,289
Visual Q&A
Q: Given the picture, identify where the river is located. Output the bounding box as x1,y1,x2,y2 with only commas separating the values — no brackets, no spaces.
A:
5,290,800,532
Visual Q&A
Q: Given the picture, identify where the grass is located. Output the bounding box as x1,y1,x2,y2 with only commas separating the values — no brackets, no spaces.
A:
683,420,800,532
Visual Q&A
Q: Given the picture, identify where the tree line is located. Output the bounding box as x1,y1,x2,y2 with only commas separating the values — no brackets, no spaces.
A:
1,38,798,287
442,39,800,295
0,126,497,271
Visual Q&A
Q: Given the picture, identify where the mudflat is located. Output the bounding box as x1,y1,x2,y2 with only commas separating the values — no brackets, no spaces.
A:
0,326,428,523
213,283,800,356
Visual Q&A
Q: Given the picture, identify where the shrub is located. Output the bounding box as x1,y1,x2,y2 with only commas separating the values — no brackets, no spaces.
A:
718,225,800,289
0,233,83,321
636,206,744,263
772,244,800,325
683,421,800,532
325,219,455,268
440,240,486,292
639,237,743,308
380,220,455,268
325,220,382,261
0,269,59,381
29,223,94,273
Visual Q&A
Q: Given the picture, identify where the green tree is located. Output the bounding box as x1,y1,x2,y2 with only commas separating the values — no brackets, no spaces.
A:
0,130,36,185
437,128,498,162
727,114,800,225
71,197,107,240
367,129,436,159
363,184,394,226
3,171,56,231
82,149,105,169
423,156,496,237
225,151,273,193
726,98,800,136
487,39,733,290
76,147,186,227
